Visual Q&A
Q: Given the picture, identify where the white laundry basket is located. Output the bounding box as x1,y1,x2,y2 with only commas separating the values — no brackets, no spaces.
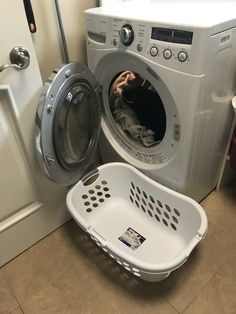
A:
67,163,208,282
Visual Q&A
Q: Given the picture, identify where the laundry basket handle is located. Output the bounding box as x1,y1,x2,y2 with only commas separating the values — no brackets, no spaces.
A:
81,168,99,186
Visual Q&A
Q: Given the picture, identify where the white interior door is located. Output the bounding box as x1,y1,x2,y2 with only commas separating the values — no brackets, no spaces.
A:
0,0,70,266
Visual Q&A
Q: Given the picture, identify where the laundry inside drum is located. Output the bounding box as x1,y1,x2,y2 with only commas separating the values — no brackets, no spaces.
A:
109,71,166,148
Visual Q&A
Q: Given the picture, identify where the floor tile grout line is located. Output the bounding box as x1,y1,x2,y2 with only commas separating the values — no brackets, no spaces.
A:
164,296,181,314
8,306,25,314
164,248,232,314
180,259,229,314
2,271,25,314
13,277,64,313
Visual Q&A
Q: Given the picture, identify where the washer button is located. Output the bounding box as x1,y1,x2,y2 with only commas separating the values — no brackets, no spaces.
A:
150,46,158,57
113,38,118,46
137,43,143,52
178,51,188,62
163,49,172,59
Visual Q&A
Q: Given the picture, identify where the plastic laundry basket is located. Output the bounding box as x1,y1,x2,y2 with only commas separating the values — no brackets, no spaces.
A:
67,162,208,282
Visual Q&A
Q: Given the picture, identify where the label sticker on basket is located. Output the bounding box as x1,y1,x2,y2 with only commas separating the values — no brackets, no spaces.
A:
119,227,146,250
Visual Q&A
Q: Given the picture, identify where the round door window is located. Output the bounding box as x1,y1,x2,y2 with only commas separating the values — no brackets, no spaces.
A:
35,62,101,185
94,52,180,167
53,82,95,169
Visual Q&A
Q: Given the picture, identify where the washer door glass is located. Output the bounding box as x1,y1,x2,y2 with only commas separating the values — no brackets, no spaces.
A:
35,62,101,185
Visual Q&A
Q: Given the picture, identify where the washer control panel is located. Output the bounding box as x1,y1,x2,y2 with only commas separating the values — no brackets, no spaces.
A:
86,14,195,73
109,17,193,71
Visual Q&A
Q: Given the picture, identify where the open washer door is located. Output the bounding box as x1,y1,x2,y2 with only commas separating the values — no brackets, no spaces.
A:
35,62,101,186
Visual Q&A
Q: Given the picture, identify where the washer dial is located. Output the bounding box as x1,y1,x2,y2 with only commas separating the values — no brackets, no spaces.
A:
120,24,134,46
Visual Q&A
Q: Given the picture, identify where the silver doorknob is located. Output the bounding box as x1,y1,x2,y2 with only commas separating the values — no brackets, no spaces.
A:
0,47,30,73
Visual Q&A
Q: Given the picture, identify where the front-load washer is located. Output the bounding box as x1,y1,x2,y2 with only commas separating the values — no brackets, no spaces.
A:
84,0,236,201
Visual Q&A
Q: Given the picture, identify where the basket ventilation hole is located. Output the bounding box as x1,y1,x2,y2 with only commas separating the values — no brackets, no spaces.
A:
86,208,92,213
125,266,131,272
156,207,161,215
99,198,104,203
84,201,90,206
93,203,98,208
171,223,177,231
95,185,101,189
174,208,180,216
88,189,95,194
105,194,111,198
91,196,96,201
129,183,178,230
162,219,168,226
148,203,154,210
172,216,179,224
165,204,171,212
164,211,170,219
97,191,103,196
141,205,146,212
82,194,88,199
136,186,141,194
143,191,148,199
101,180,107,185
150,195,155,203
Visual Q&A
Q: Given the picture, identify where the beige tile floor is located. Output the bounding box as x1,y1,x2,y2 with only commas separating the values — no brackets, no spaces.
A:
1,178,236,314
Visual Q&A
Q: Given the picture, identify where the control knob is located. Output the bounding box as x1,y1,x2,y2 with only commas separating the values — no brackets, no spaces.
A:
163,49,172,60
120,24,134,46
178,51,188,62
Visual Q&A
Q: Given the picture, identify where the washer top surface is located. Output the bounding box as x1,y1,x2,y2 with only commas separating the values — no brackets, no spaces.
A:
87,0,236,33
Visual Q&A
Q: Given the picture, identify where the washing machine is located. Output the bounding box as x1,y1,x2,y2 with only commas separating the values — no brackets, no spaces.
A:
84,0,236,201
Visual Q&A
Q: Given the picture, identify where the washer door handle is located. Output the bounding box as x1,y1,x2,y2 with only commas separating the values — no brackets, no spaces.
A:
0,47,30,73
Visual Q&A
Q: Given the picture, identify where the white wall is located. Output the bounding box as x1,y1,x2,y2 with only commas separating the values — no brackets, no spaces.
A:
30,0,97,81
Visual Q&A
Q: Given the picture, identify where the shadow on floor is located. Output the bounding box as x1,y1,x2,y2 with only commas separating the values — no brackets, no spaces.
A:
62,219,201,301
